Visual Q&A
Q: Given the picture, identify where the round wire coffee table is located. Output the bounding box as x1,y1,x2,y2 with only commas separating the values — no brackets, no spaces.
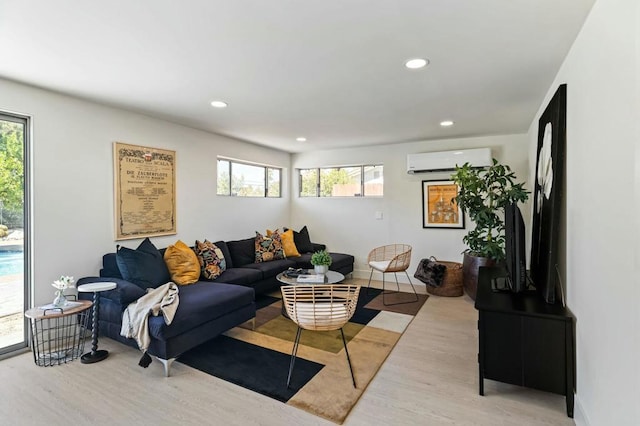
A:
276,269,344,285
277,269,345,319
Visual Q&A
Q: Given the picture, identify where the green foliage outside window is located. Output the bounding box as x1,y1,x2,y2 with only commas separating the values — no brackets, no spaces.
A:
0,120,24,227
217,159,280,197
299,165,382,197
300,169,318,197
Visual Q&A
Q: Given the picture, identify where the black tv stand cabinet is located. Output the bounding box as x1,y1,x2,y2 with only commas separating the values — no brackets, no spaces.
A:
475,266,575,418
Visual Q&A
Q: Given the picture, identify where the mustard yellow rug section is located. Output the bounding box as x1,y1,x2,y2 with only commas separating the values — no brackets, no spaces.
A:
225,291,428,424
286,326,402,424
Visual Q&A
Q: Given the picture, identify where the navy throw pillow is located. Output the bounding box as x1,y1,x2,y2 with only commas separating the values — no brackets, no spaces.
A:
116,238,171,290
291,226,314,253
226,237,256,267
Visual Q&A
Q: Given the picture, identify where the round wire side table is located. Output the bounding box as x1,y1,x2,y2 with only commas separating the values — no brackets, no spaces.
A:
24,300,92,367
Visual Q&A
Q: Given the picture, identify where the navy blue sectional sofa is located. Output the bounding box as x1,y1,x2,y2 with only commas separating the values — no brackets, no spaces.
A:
78,234,354,376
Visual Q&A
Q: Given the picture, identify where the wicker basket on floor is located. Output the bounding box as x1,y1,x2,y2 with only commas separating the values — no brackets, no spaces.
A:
426,259,463,297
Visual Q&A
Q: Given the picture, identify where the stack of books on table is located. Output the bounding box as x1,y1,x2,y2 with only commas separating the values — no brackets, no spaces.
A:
296,274,325,283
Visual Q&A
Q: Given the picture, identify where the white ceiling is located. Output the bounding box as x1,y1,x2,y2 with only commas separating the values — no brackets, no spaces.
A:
0,0,595,153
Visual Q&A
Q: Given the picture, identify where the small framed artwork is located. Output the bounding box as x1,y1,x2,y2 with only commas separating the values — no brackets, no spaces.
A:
422,180,465,229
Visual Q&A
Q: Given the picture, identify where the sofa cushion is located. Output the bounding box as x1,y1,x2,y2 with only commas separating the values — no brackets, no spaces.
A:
115,238,171,290
210,267,264,285
293,252,354,273
164,240,200,285
255,231,285,263
242,258,297,278
227,237,255,267
101,253,123,279
292,253,314,269
148,282,254,340
77,276,146,306
195,240,226,280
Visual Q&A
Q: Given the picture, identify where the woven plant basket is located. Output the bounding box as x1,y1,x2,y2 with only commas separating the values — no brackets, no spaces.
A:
426,258,463,297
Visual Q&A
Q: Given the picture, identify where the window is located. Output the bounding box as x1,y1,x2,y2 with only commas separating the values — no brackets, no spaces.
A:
0,112,29,355
298,165,383,197
299,169,318,197
363,165,383,196
217,158,281,197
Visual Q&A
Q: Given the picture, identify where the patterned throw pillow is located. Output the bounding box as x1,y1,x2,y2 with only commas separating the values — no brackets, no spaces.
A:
255,231,285,263
195,240,226,280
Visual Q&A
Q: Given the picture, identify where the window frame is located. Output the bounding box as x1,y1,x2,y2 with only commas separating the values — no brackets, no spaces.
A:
217,157,282,198
298,164,383,198
0,111,31,356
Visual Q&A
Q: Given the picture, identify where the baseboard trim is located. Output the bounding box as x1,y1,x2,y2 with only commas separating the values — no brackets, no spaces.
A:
573,395,590,426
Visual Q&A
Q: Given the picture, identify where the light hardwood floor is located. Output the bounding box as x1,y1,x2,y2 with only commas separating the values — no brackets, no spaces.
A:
0,279,574,425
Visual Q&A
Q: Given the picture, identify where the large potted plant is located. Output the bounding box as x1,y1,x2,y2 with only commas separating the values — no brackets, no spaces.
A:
451,159,528,299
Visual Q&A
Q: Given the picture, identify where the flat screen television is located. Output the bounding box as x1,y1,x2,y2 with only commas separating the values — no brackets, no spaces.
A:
503,201,527,293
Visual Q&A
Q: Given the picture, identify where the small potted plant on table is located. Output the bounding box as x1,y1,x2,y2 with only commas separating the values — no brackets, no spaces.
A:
311,250,332,275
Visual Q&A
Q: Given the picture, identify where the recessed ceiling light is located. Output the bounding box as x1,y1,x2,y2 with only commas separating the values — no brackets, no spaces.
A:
210,100,228,108
440,120,454,127
405,58,429,69
296,137,307,142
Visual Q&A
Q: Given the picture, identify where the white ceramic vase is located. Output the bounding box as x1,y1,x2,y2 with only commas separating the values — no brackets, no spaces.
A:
314,265,329,275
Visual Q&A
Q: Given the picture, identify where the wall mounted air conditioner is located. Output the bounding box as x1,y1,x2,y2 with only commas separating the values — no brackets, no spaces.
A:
406,148,492,173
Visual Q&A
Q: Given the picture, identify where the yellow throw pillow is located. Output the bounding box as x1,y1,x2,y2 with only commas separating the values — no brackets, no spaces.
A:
267,228,301,257
164,240,200,285
280,229,301,257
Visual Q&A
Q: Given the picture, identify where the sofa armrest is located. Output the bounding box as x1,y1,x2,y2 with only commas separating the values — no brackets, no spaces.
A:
77,276,146,306
310,242,326,252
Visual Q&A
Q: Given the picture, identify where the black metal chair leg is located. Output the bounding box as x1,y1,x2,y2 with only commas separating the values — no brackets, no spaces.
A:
287,326,303,388
382,273,389,305
382,271,419,306
382,272,397,306
340,328,356,388
405,271,419,302
366,268,375,297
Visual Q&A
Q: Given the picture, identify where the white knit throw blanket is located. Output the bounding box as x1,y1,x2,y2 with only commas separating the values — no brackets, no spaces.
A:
120,282,180,353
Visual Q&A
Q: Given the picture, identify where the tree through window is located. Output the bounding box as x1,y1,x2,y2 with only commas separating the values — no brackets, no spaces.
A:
217,158,281,197
299,165,383,197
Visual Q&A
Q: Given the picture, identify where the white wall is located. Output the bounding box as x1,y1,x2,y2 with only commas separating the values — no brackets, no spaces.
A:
527,1,639,424
0,78,291,306
291,134,530,280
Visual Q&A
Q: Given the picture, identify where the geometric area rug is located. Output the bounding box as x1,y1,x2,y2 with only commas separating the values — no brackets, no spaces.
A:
178,287,428,424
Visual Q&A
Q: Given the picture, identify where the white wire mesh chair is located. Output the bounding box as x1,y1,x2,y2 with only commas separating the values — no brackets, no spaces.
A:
281,284,361,388
366,244,418,305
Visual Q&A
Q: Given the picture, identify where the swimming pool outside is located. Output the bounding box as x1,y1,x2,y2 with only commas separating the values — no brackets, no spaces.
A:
0,243,25,349
0,251,23,276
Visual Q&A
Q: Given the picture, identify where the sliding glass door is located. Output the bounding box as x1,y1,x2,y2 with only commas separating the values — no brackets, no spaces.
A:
0,113,28,355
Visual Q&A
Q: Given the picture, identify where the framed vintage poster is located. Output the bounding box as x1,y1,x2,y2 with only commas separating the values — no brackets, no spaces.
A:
113,142,176,240
422,180,464,229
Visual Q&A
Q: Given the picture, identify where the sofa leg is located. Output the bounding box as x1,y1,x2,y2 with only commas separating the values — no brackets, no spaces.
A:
251,317,256,330
156,357,176,377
